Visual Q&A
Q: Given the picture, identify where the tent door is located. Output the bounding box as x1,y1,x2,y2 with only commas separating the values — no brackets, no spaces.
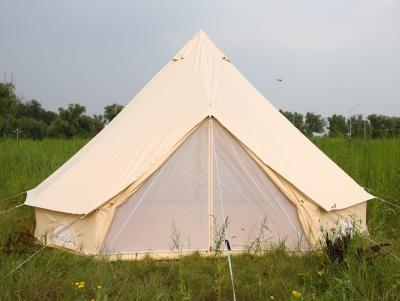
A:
102,118,308,254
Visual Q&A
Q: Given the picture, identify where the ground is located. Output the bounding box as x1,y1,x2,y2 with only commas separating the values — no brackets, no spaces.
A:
0,138,399,300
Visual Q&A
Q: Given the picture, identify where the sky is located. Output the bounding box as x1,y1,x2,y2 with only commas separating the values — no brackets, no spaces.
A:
0,0,399,117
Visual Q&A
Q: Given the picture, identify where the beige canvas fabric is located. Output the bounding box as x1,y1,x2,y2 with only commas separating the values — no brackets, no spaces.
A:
29,30,371,258
33,118,367,256
101,120,309,254
25,30,374,215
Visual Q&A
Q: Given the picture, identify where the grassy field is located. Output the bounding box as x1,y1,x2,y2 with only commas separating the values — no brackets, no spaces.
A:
0,138,400,300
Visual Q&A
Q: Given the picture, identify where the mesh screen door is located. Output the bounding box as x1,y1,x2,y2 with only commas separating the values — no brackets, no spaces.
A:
102,119,308,254
102,122,209,254
212,121,309,251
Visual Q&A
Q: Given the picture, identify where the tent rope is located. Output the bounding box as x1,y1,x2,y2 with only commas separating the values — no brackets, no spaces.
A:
375,196,400,210
0,191,26,203
0,203,25,215
361,233,400,262
5,214,85,277
5,245,48,277
364,187,400,210
213,131,237,301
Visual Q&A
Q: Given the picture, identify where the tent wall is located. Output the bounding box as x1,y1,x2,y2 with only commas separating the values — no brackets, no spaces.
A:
34,207,110,255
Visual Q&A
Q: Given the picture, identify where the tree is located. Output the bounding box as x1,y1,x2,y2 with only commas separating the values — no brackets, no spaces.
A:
76,115,104,137
304,112,326,136
17,117,47,140
104,104,124,123
47,103,105,138
328,114,348,137
91,115,105,134
387,116,400,137
17,99,57,125
279,110,305,133
47,119,75,138
0,82,60,139
0,82,20,137
393,117,400,137
47,104,86,138
368,114,389,139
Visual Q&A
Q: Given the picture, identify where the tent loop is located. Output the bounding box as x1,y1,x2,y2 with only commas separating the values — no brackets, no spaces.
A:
0,203,25,215
172,55,184,62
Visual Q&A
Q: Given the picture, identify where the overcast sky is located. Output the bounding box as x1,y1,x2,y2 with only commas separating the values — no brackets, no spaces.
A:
1,0,399,117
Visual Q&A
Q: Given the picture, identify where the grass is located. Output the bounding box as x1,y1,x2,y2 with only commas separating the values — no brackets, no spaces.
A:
0,137,400,300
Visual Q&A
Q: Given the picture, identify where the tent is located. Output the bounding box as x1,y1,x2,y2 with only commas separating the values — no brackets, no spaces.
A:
25,31,373,259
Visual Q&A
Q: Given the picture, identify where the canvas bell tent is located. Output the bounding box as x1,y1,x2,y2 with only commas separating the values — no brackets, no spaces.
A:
25,31,374,259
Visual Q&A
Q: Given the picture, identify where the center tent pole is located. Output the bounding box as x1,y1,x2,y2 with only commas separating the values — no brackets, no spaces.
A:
208,116,214,251
212,119,237,301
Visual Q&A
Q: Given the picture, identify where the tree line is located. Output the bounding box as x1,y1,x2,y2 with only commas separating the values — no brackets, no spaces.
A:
279,110,400,139
1,81,399,140
0,81,123,139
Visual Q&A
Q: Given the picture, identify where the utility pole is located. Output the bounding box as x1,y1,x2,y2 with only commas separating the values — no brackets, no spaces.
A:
14,128,21,140
363,120,366,141
349,117,352,139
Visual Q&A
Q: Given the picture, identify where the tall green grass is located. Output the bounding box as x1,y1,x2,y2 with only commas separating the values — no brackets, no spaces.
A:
314,138,400,238
0,138,399,300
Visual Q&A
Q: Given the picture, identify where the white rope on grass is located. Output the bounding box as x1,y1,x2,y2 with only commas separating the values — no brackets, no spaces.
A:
6,244,48,277
0,191,26,203
0,203,25,215
5,214,85,277
362,233,400,262
364,187,400,210
213,125,237,301
361,188,400,262
375,196,400,210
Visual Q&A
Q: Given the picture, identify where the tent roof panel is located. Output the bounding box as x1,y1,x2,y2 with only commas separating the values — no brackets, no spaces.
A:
25,30,373,214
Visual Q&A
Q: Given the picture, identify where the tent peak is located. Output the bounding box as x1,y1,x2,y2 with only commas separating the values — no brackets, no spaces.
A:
193,30,215,46
193,29,209,38
172,30,226,62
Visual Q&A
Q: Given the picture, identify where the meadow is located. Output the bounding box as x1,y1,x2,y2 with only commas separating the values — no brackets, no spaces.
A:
0,138,399,300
